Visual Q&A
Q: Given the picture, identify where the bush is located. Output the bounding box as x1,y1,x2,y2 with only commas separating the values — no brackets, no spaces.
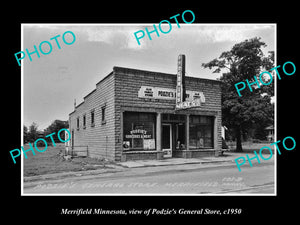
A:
35,140,53,147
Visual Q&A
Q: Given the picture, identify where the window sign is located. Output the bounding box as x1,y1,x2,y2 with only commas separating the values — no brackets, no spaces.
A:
125,129,152,139
143,139,156,150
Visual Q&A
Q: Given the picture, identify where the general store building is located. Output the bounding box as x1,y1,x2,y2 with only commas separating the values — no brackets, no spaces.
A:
69,55,222,161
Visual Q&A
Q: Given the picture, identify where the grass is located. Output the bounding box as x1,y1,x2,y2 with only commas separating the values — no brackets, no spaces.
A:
226,141,273,153
23,143,113,177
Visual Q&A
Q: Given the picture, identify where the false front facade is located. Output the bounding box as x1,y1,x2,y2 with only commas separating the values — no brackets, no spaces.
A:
69,56,222,161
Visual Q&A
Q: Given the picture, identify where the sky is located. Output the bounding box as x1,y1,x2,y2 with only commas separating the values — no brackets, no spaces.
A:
22,24,275,130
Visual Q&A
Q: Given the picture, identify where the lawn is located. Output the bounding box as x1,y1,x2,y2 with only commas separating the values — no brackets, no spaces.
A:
23,143,112,177
226,141,273,153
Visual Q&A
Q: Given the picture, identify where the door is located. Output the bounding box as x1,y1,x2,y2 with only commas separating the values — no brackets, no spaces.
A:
162,124,172,158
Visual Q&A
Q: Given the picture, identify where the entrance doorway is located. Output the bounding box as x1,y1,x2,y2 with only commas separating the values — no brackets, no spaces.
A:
162,124,172,158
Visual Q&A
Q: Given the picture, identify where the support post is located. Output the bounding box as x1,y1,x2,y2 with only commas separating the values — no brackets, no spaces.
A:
186,114,190,151
156,113,162,151
156,112,163,159
214,115,220,156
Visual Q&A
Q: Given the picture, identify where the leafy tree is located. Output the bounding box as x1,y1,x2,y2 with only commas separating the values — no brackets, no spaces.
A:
202,37,274,152
23,125,28,143
27,122,39,143
44,120,69,143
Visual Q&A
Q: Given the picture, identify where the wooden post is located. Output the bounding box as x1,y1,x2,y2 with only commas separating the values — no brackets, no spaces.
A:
186,114,190,151
156,112,162,151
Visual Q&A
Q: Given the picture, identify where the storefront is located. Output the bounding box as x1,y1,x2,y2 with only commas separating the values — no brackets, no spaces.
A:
69,55,222,161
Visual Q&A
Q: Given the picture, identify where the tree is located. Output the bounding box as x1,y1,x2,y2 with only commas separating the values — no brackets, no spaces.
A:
27,122,39,143
24,125,28,143
44,120,69,143
202,37,274,152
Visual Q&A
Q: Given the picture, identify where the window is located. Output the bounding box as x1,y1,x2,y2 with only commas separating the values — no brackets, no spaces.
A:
91,110,95,127
76,117,80,130
123,112,156,150
162,114,185,122
83,114,86,129
189,116,213,149
101,106,106,124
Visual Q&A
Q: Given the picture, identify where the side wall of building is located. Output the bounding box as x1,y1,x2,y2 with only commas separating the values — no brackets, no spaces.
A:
69,73,116,160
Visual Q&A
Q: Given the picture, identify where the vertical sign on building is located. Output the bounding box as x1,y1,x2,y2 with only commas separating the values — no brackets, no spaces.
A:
176,54,186,104
175,54,203,110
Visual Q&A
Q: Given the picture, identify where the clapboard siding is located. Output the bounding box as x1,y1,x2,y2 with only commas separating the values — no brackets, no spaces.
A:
69,66,222,162
69,74,116,160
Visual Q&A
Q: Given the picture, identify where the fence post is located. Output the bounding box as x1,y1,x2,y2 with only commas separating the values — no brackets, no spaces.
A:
87,146,89,157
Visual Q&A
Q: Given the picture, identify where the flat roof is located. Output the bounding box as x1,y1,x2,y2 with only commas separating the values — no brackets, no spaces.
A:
69,66,221,116
113,66,222,84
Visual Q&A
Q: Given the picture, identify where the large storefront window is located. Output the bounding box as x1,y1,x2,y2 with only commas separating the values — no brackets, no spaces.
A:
123,112,156,151
189,115,213,149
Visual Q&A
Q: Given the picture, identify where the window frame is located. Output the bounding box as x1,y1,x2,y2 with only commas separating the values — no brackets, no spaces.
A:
90,109,95,127
76,117,80,130
83,113,86,129
189,115,214,149
101,105,106,125
123,112,156,151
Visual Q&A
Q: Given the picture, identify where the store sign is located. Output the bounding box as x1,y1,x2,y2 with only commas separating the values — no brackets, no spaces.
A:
138,86,205,102
176,98,201,110
175,54,201,110
138,86,175,100
138,55,205,110
176,54,185,104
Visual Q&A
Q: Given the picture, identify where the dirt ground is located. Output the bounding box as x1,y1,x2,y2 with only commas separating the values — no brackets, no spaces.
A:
23,143,113,177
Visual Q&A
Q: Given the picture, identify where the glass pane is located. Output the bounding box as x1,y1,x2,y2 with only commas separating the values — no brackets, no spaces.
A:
204,138,212,148
197,130,202,138
133,138,143,148
192,116,200,124
162,114,168,121
177,124,185,145
123,112,156,150
198,138,204,148
170,114,179,121
101,107,105,121
189,139,197,149
139,113,148,121
189,123,213,149
162,125,170,149
189,125,197,149
205,126,212,137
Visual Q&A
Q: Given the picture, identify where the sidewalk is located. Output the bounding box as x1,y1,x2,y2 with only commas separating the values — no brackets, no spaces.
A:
23,152,274,184
116,151,274,168
117,154,235,168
